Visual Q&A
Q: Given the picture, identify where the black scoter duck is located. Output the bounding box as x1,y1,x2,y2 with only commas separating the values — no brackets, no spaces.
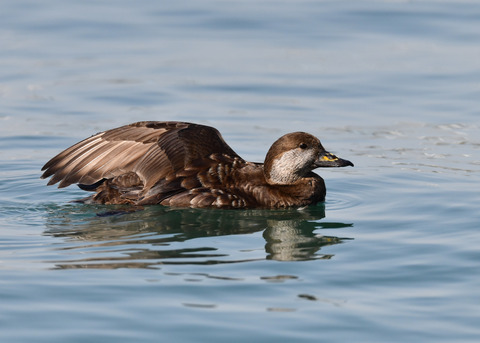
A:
41,121,353,209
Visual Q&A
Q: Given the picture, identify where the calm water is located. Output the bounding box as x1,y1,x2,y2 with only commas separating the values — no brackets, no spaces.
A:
1,0,479,342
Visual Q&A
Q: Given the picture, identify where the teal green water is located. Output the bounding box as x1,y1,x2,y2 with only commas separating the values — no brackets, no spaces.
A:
1,1,479,342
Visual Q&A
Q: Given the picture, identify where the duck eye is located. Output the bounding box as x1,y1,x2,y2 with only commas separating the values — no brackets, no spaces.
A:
299,143,308,149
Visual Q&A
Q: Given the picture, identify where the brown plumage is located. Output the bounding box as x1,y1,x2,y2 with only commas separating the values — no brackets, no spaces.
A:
41,121,353,209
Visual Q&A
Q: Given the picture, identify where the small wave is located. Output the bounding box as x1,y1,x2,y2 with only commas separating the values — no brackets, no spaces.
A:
326,191,362,211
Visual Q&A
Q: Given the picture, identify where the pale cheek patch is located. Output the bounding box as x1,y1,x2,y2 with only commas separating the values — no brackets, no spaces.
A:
269,149,315,184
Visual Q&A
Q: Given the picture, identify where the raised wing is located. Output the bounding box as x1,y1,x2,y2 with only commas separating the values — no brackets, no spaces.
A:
41,121,242,190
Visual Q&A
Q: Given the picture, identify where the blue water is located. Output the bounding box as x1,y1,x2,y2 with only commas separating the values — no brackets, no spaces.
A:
1,0,479,342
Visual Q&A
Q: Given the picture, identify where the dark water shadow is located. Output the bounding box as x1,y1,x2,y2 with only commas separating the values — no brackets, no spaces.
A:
43,203,353,269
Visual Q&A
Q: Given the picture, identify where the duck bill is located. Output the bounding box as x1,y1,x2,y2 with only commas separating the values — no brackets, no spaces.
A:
313,151,354,168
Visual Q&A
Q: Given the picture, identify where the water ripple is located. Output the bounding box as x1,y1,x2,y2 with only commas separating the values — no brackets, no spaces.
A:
326,189,362,212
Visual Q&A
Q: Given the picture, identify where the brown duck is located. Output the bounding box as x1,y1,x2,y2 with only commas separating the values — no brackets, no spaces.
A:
41,121,353,209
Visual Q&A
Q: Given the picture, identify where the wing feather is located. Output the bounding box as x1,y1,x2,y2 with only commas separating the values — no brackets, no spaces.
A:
41,121,243,199
42,136,104,177
76,142,145,182
54,140,114,187
58,141,147,188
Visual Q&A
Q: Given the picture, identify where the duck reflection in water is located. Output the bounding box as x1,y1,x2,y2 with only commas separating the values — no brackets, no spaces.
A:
44,204,353,269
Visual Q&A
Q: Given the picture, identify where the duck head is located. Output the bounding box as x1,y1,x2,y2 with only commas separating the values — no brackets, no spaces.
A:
264,132,354,185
